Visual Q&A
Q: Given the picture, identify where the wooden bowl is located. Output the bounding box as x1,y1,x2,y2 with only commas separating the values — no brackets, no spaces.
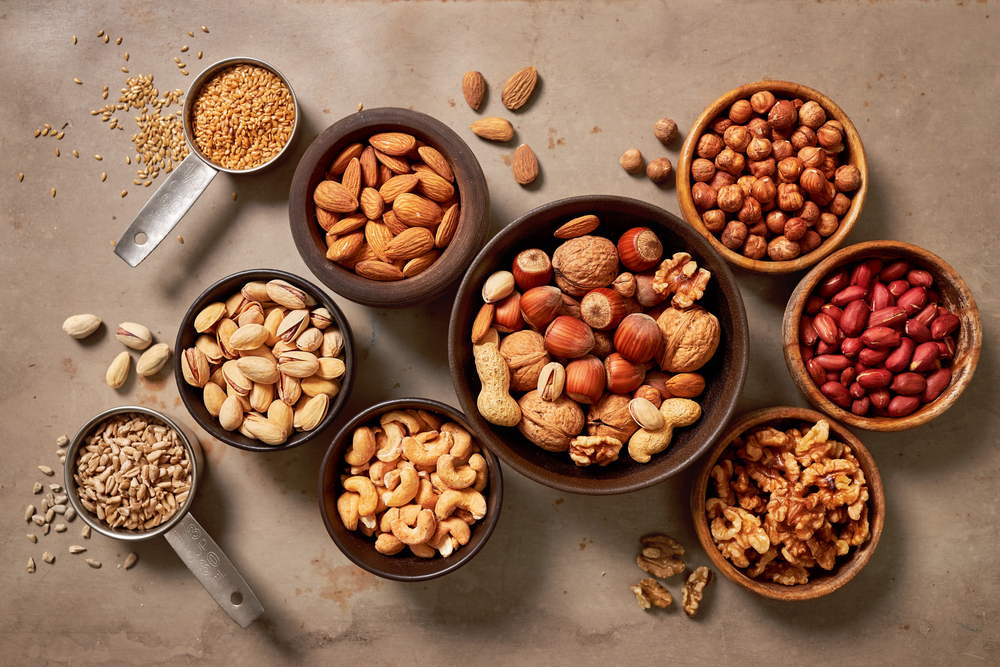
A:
782,240,981,431
288,107,490,309
174,269,356,452
318,398,503,582
691,406,884,601
448,195,750,495
677,80,868,274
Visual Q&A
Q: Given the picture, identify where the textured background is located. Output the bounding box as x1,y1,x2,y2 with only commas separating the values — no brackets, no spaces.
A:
1,1,997,664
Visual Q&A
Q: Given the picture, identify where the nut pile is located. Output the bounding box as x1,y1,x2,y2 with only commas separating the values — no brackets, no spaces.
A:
706,419,870,585
181,279,346,445
630,533,713,617
73,412,192,531
471,216,723,468
63,314,172,388
799,257,959,417
314,133,460,281
334,409,489,559
689,90,862,261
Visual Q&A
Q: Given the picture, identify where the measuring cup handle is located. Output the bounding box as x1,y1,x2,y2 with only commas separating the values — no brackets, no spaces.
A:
114,155,218,267
164,513,264,629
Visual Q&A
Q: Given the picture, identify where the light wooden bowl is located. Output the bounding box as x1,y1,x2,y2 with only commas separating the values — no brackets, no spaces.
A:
782,240,981,431
677,80,867,274
691,406,884,601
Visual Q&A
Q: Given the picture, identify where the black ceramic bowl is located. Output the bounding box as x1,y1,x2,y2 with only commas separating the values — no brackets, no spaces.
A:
448,195,750,495
319,398,503,582
175,269,356,452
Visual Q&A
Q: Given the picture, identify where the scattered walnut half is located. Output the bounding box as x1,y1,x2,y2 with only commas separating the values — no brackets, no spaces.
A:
637,533,686,578
681,566,713,617
631,577,673,609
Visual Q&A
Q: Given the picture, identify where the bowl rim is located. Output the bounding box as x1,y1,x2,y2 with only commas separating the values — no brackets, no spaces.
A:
288,106,490,309
781,240,982,431
448,193,750,495
174,268,356,452
676,79,868,275
317,397,504,582
690,406,884,601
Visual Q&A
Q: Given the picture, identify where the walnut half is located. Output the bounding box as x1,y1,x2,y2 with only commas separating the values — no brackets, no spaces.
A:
637,533,686,578
681,566,713,617
631,577,673,609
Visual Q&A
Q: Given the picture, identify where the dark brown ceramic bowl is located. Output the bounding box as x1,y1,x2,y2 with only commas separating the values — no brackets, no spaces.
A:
677,80,867,274
318,398,503,582
692,406,884,601
782,240,981,431
448,195,749,495
174,269,356,452
288,107,490,309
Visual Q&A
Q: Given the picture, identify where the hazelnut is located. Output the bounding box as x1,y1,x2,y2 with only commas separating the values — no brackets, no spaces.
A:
696,134,725,160
691,182,717,211
720,220,748,250
618,227,663,272
777,183,805,211
604,353,646,394
760,198,776,213
723,125,751,152
813,180,837,207
591,330,615,359
493,290,524,333
790,125,818,150
777,156,804,184
768,99,797,129
708,171,736,190
691,158,716,182
820,153,839,181
816,121,843,148
767,235,801,261
792,98,805,109
632,384,662,408
747,158,776,179
771,140,795,162
633,272,667,308
770,124,794,142
748,221,768,237
737,175,757,198
799,167,828,196
620,148,644,174
798,146,825,169
742,234,768,260
749,90,777,114
765,209,789,235
728,99,754,124
714,148,745,177
783,217,807,241
520,285,563,329
708,117,732,135
613,313,662,364
611,272,637,299
751,176,777,203
654,118,679,145
544,315,595,358
646,157,673,184
835,164,862,192
829,192,852,216
746,137,772,161
815,212,840,237
580,288,627,331
737,196,762,225
702,209,726,233
795,200,820,224
799,230,822,254
512,248,553,291
564,355,605,404
717,184,744,213
798,100,827,129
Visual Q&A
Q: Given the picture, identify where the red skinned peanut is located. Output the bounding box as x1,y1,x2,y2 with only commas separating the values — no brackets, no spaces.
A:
921,368,952,403
937,336,956,360
816,269,849,297
885,337,916,373
857,368,893,389
858,346,891,365
887,279,910,298
841,337,864,358
806,359,827,386
904,319,932,344
906,269,933,287
819,303,843,325
814,354,852,371
851,397,871,416
799,315,819,346
861,327,901,349
867,306,907,330
840,300,870,337
804,295,825,314
878,259,909,282
821,381,852,409
910,341,941,372
850,262,874,289
849,381,867,400
890,372,927,395
813,312,840,345
870,282,894,311
831,285,869,307
930,313,959,340
896,286,927,316
913,303,939,326
869,386,891,409
887,394,921,418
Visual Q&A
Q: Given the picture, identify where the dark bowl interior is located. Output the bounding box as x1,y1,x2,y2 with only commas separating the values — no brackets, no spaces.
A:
174,268,356,452
318,398,503,582
288,107,490,309
448,195,750,495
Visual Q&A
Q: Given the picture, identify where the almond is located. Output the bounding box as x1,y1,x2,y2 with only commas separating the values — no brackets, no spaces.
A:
385,227,435,261
355,260,405,281
373,149,411,174
365,220,394,262
342,243,377,270
462,71,486,110
554,214,600,239
325,231,364,262
435,203,460,249
369,132,416,157
360,146,379,187
417,146,454,182
471,117,514,142
402,250,440,278
379,173,420,204
315,206,339,232
359,188,385,220
341,157,362,198
314,180,359,213
393,193,443,228
513,144,539,185
416,170,455,202
501,66,538,110
383,209,409,236
471,303,495,343
327,143,364,177
327,213,367,236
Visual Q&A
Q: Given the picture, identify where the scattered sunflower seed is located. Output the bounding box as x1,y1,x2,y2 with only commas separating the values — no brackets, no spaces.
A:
49,484,62,492
27,557,35,573
32,515,45,526
85,558,101,569
65,507,76,521
56,435,69,447
124,552,138,569
201,25,209,32
45,509,54,523
43,524,50,535
177,62,186,68
81,525,91,538
69,545,87,554
32,483,42,494
55,448,66,456
53,504,67,515
24,505,35,522
74,77,82,84
27,534,37,543
55,524,67,532
59,456,65,464
43,552,55,563
38,465,54,476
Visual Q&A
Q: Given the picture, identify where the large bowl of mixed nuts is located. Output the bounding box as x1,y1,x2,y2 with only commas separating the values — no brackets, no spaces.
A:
691,407,884,601
448,195,749,495
174,269,355,452
288,107,490,309
677,81,867,274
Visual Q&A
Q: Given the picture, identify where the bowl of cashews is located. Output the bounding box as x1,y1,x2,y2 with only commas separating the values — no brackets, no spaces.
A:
318,398,503,581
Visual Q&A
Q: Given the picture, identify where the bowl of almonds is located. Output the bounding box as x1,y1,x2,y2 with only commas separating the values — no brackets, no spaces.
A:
175,269,355,452
677,81,867,274
448,195,749,495
288,107,490,309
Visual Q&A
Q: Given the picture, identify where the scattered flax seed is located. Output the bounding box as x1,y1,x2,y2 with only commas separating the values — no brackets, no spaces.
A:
45,123,51,130
55,149,60,157
181,45,188,52
121,67,129,73
180,70,188,75
19,173,24,182
232,192,237,201
121,190,128,197
126,155,131,164
101,172,107,181
72,150,79,157
201,25,209,32
94,154,102,160
98,29,104,37
177,62,186,68
174,57,181,63
124,52,129,61
51,189,56,198
144,181,151,187
116,37,122,45
110,240,115,246
197,51,202,59
56,132,64,139
188,30,194,37
104,35,109,43
74,77,82,84
133,179,142,185
34,129,41,137
177,235,184,243
72,35,77,44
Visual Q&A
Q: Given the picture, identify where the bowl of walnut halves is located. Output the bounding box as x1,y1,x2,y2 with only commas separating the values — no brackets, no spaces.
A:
447,195,750,495
691,406,884,601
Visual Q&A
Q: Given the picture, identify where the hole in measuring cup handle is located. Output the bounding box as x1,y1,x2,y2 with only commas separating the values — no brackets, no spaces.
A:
231,592,243,606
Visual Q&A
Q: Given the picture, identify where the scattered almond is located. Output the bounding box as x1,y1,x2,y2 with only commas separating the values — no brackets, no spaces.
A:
462,71,486,110
471,117,514,142
501,66,538,111
513,144,539,185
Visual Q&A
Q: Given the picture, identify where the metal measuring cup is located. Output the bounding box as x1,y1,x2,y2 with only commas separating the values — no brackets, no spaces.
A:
65,406,263,628
114,56,300,267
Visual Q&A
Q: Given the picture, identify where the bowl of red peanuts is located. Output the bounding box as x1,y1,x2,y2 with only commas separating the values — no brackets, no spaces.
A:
782,240,981,431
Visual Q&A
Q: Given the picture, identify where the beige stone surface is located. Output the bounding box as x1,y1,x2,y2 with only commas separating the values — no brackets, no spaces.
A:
1,1,997,664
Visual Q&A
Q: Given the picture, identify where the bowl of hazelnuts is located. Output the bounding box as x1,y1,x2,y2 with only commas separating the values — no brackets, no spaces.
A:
677,81,868,274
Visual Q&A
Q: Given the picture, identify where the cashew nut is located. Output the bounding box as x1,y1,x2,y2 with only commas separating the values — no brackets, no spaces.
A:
402,431,453,467
442,422,474,461
430,472,449,495
436,454,477,490
337,492,360,531
359,521,375,537
375,532,405,555
432,516,472,547
345,426,377,466
349,463,370,475
453,508,476,525
430,534,454,557
398,504,421,525
380,507,400,533
435,487,487,521
380,410,422,435
384,466,420,507
369,459,397,485
384,468,401,490
415,477,439,510
359,513,376,531
469,453,488,493
343,476,379,516
376,421,406,462
390,508,436,545
628,398,702,464
409,543,436,558
417,409,443,431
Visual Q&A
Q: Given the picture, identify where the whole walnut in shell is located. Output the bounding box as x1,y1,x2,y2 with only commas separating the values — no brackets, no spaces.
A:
552,235,620,297
499,330,550,392
586,393,641,443
517,390,585,452
656,305,721,373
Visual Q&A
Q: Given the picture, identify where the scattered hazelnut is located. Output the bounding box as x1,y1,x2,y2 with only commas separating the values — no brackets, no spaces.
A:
777,156,805,184
783,217,807,242
829,192,852,216
771,140,795,162
750,176,776,203
766,210,789,235
816,121,843,148
799,230,822,253
798,145,825,169
796,201,820,224
815,212,840,237
799,168,828,196
777,183,805,212
708,117,732,135
620,148,644,174
691,182,717,211
746,117,772,140
653,118,678,145
746,157,776,179
646,157,673,184
717,184,744,213
746,137,772,161
723,125,751,153
790,125,818,150
714,148,745,177
736,196,762,225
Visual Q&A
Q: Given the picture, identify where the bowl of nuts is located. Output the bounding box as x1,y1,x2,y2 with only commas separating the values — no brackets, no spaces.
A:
691,406,884,601
318,398,503,581
677,81,867,273
288,107,490,309
448,195,749,495
175,269,355,452
782,240,981,431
